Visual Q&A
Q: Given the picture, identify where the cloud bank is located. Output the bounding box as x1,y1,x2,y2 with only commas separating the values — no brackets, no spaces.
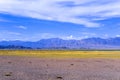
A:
0,0,120,27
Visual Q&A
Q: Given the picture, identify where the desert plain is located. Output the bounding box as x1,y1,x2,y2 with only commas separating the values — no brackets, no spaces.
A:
0,50,120,80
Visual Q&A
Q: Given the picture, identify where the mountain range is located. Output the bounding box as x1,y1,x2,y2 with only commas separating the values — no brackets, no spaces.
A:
0,37,120,50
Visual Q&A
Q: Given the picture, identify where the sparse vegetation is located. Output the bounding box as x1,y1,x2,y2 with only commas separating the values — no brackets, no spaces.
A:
56,76,63,79
70,64,74,66
8,61,12,64
0,50,120,58
4,72,12,77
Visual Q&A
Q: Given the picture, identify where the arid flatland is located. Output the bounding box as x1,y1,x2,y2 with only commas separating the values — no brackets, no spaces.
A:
0,50,120,80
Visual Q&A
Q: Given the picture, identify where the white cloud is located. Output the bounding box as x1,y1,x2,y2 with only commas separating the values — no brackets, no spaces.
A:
66,35,74,39
24,33,56,41
18,25,27,30
36,33,55,39
81,32,96,36
0,0,120,27
116,35,120,37
0,31,21,35
61,35,88,40
0,31,21,41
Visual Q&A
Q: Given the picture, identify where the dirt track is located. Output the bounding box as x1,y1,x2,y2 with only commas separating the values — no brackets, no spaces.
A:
0,56,120,80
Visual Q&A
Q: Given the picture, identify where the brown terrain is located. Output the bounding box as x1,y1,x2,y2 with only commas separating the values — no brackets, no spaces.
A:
0,56,120,80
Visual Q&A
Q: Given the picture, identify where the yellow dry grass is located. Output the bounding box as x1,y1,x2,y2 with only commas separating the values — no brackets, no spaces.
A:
0,50,120,58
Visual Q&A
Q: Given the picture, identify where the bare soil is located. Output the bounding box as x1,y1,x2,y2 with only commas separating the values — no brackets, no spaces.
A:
0,56,120,80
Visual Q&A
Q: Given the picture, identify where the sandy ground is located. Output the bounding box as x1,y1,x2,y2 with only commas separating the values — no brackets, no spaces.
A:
0,56,120,80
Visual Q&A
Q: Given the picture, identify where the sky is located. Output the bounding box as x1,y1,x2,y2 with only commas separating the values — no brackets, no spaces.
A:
0,0,120,41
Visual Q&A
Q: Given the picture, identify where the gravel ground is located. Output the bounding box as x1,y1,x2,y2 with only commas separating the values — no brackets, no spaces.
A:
0,56,120,80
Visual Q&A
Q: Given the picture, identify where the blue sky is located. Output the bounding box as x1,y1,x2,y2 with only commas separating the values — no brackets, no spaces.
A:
0,0,120,41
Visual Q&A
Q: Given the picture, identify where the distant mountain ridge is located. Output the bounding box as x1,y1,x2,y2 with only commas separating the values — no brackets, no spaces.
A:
0,37,120,50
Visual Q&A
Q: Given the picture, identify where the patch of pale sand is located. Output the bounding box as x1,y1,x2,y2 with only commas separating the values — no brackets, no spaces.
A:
0,56,120,80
